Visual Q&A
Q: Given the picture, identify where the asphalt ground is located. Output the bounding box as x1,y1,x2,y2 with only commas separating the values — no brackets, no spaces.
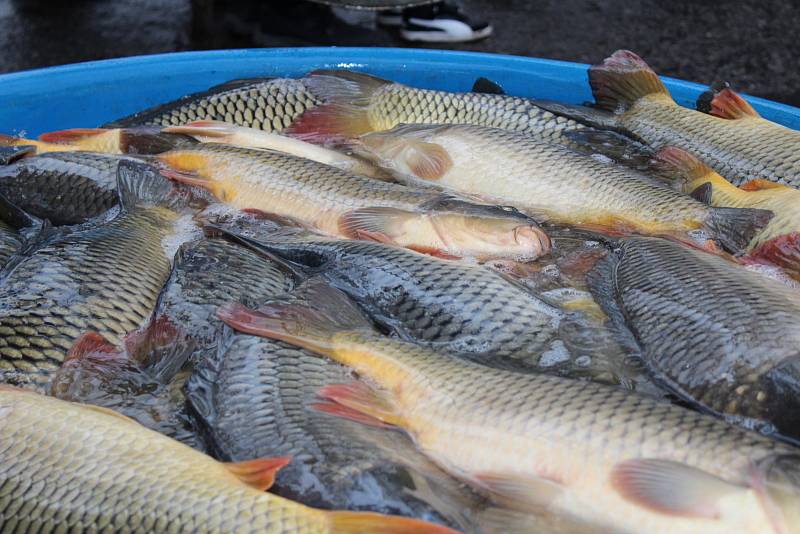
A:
1,0,798,105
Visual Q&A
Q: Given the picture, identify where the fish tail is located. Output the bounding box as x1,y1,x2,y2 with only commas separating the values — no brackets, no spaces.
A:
217,278,372,356
287,70,390,142
116,159,178,211
328,510,459,534
705,206,774,254
589,50,672,113
650,146,734,195
697,85,760,120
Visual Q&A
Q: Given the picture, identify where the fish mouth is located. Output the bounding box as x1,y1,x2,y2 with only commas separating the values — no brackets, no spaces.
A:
513,224,552,259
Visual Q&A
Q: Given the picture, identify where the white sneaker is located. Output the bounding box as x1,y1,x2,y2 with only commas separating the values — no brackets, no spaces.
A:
400,2,492,43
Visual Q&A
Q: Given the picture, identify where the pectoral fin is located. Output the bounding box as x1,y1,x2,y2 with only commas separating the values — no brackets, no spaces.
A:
611,458,745,519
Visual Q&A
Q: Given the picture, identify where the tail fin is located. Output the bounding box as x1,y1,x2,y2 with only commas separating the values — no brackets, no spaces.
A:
116,160,177,211
288,70,391,142
696,83,760,120
705,206,773,254
217,278,371,356
651,146,716,187
123,315,196,383
328,510,459,534
589,50,671,113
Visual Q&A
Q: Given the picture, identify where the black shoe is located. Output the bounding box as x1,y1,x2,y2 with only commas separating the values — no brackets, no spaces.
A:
400,1,492,43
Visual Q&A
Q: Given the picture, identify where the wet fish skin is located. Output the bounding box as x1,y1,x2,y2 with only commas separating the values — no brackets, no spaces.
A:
588,236,800,442
151,236,293,377
186,324,482,530
106,77,320,132
288,70,586,143
211,230,561,368
163,120,393,181
159,144,549,261
354,123,772,254
220,286,800,534
0,220,21,269
590,50,800,188
0,152,125,225
0,162,187,390
0,386,457,534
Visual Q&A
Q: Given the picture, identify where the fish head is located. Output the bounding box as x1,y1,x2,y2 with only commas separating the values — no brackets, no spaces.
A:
753,454,800,534
356,124,454,183
424,201,551,261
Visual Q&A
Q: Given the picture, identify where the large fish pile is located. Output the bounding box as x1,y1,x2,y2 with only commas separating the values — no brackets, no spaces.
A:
1,49,800,533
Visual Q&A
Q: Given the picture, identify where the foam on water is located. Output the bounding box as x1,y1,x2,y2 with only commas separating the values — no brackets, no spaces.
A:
162,214,202,261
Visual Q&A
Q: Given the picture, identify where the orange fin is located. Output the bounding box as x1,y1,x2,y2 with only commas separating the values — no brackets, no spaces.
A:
749,232,800,276
589,50,671,113
338,207,418,243
405,141,453,180
651,146,714,182
740,179,786,192
406,245,460,260
39,127,109,144
316,382,404,427
225,456,291,491
611,458,743,519
121,315,194,380
286,70,390,143
286,102,372,144
217,281,371,356
64,332,119,363
328,510,459,534
158,166,223,200
311,400,395,429
475,471,564,511
709,88,760,120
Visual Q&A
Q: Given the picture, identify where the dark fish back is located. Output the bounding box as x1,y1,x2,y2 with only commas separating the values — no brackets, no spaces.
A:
589,236,800,440
150,236,294,377
240,235,563,367
0,152,123,225
186,329,482,529
106,78,319,132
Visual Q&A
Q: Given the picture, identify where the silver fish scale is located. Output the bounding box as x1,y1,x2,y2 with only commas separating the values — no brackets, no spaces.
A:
0,392,326,532
177,144,436,210
256,236,561,364
188,330,481,528
0,209,176,390
349,330,796,479
156,237,293,363
373,84,581,143
621,99,800,188
0,152,123,225
111,79,319,132
594,237,800,435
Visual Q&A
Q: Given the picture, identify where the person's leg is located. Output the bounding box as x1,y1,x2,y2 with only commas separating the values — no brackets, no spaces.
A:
399,1,492,43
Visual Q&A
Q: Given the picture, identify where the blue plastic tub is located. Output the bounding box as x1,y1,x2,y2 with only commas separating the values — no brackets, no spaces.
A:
0,47,798,137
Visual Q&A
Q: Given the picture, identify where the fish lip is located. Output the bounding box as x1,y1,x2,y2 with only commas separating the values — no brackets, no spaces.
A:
514,224,551,259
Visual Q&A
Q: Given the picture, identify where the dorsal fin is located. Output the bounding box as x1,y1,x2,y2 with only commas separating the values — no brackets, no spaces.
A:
471,77,505,95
